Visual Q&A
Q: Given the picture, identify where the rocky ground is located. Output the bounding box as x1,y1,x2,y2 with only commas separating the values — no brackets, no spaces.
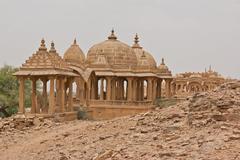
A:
1,81,240,160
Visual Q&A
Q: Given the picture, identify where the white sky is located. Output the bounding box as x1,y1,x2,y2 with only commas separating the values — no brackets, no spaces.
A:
0,0,239,78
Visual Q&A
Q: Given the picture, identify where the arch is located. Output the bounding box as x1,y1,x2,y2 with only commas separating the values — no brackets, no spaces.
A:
188,81,202,93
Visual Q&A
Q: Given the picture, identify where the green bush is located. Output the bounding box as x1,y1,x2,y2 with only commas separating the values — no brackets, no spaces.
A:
0,65,32,117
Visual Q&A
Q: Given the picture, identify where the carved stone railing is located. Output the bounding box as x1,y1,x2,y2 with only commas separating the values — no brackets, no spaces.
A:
88,100,153,107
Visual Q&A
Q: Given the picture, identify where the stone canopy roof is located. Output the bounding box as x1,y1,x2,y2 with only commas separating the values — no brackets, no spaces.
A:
86,30,138,70
132,34,157,70
63,39,85,65
14,39,78,77
14,30,173,80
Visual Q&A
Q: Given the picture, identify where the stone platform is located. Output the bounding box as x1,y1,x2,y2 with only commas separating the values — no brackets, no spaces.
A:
87,100,155,120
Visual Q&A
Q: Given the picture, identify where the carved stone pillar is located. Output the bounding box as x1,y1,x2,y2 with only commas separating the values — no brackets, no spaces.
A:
165,79,172,98
60,78,65,112
141,80,144,101
112,79,116,100
106,77,112,101
147,78,153,101
31,78,37,114
41,78,48,113
49,77,55,114
56,79,61,107
100,78,104,100
127,77,133,101
120,80,124,100
18,77,25,114
157,79,162,98
91,78,96,100
136,80,139,101
68,78,73,111
132,79,137,101
152,79,157,101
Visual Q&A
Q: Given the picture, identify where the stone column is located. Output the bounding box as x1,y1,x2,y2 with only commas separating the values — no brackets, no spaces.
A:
127,77,133,101
165,79,172,98
18,77,25,114
94,78,98,99
152,79,157,101
157,79,162,98
68,78,73,111
138,80,141,101
147,78,153,101
100,78,104,100
120,80,124,100
49,77,55,114
106,77,112,101
136,80,139,101
31,78,37,114
119,80,122,100
141,80,144,101
41,78,48,113
173,83,176,95
60,78,65,112
132,78,137,101
56,79,61,107
79,80,83,102
86,82,91,104
112,79,116,100
115,80,119,100
90,79,93,100
76,80,80,99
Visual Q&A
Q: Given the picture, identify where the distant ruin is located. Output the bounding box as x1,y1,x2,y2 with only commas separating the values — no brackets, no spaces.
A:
172,67,225,98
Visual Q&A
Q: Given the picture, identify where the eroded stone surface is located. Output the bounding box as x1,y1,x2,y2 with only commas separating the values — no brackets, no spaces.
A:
1,81,240,160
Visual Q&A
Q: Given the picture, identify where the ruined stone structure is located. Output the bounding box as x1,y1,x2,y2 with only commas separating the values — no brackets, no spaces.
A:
14,30,173,120
171,67,225,98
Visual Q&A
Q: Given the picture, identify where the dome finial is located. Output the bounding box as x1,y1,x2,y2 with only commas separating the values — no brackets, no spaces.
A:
73,38,77,45
161,58,165,65
141,51,146,58
132,33,142,48
135,33,139,44
49,41,56,53
39,38,47,51
108,28,117,40
209,65,213,72
41,38,45,46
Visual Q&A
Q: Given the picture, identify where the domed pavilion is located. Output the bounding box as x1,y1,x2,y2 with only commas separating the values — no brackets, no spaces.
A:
14,30,173,120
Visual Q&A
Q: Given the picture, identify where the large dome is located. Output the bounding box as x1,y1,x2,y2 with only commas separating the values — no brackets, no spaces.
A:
132,34,157,69
63,39,85,64
86,30,138,69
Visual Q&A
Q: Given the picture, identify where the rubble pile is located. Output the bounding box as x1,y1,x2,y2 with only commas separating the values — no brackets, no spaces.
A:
0,81,240,160
186,81,240,127
0,115,55,133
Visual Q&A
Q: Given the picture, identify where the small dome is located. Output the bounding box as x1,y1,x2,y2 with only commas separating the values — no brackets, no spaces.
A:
132,34,157,69
137,54,150,66
63,39,85,64
86,30,138,69
158,58,169,71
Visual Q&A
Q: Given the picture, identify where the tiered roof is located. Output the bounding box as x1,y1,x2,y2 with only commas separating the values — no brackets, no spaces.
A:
14,39,77,77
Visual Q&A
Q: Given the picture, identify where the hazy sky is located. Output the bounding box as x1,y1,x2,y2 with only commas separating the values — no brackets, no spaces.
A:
0,0,239,78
